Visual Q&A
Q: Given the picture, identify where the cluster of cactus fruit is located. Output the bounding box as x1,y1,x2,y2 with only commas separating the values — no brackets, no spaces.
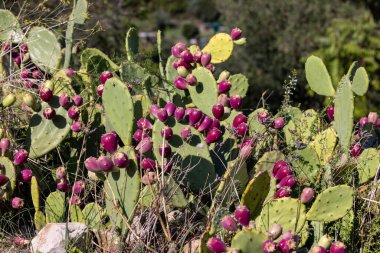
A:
0,4,380,252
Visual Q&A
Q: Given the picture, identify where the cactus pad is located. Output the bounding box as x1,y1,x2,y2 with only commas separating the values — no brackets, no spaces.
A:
305,55,335,96
202,33,233,64
0,9,22,42
351,67,369,96
306,185,354,222
72,0,88,24
247,108,267,135
25,96,72,158
228,74,249,97
254,151,286,172
125,27,139,61
34,210,46,230
188,67,218,117
51,70,76,96
241,171,271,219
309,127,337,166
80,48,118,74
0,156,16,199
230,229,267,252
292,147,320,185
45,191,66,223
83,202,102,229
31,176,40,210
120,61,150,86
70,205,84,223
356,148,379,184
284,109,319,146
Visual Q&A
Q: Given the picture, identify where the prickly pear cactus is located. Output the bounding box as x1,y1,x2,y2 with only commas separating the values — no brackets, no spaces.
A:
125,27,139,61
228,74,249,97
28,26,62,74
284,109,319,146
25,96,72,158
305,55,335,96
70,205,84,223
31,176,40,210
292,147,320,185
202,33,234,64
0,156,16,200
247,108,267,135
0,9,23,42
254,151,286,172
45,191,66,223
306,185,354,222
34,210,46,231
309,127,337,166
83,202,102,229
51,70,76,96
351,67,369,96
230,229,267,252
120,61,151,86
356,148,380,184
80,48,118,74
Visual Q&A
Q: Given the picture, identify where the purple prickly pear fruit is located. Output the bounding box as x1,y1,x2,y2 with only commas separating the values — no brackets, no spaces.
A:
368,112,378,124
233,114,248,128
20,43,28,53
159,143,172,157
262,240,276,253
32,69,42,79
56,166,67,179
218,70,230,81
277,175,296,188
100,71,112,84
175,107,186,121
206,127,222,144
24,80,35,89
273,117,285,129
198,116,213,132
184,108,193,119
39,87,53,102
13,149,28,166
318,235,332,249
201,53,211,66
13,236,29,246
230,28,242,40
0,175,9,186
96,84,104,96
133,129,147,142
181,127,191,139
140,158,156,170
268,223,283,240
193,50,202,63
189,109,203,126
174,77,188,90
2,42,10,52
350,143,362,158
239,144,252,159
221,215,238,231
71,195,81,205
113,152,129,168
21,69,30,79
11,197,24,209
97,155,114,172
275,186,292,199
141,171,158,185
137,118,152,130
66,68,76,76
186,74,197,86
300,187,315,204
234,205,250,226
327,105,334,121
73,95,83,106
171,42,187,58
43,107,56,120
258,111,270,124
18,169,32,182
212,104,224,119
59,94,71,108
206,237,226,253
172,59,181,69
206,63,215,73
162,159,173,173
72,180,85,195
274,167,292,181
211,119,221,129
13,55,21,65
359,117,368,127
236,122,249,137
218,94,230,106
161,126,173,140
239,138,254,148
101,132,118,153
310,246,328,253
193,114,205,130
136,137,153,153
177,66,189,77
180,50,193,63
164,102,176,116
282,230,298,241
329,242,347,253
68,106,80,120
150,104,160,118
230,95,242,109
0,138,10,156
178,59,192,69
157,108,169,122
277,238,297,253
217,80,231,93
71,121,82,133
56,178,70,192
272,160,289,176
84,157,100,172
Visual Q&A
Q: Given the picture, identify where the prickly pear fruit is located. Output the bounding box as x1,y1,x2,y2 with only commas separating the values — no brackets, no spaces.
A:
100,71,113,84
275,186,292,198
13,149,28,166
274,117,285,129
140,158,156,170
113,152,129,168
206,127,222,144
39,87,53,102
300,187,315,204
72,180,85,195
43,107,56,120
164,102,176,117
0,175,9,186
18,169,32,182
310,246,328,253
206,237,226,253
161,126,173,140
327,105,334,121
97,155,114,172
101,132,118,154
329,241,346,253
218,80,231,93
221,215,238,231
11,197,24,209
230,28,242,40
68,106,80,120
84,157,100,172
268,223,283,240
0,138,10,156
234,205,250,226
230,95,242,109
277,238,297,253
262,240,276,253
56,166,67,179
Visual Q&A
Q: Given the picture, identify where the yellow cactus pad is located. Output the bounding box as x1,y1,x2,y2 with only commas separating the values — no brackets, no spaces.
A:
202,33,234,64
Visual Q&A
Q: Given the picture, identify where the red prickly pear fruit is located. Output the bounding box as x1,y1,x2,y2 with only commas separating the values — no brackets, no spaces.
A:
43,107,56,120
13,55,22,65
172,59,181,69
175,107,186,121
206,237,226,253
350,143,362,158
282,230,298,241
258,111,270,124
23,80,35,89
164,102,176,116
32,69,42,79
218,94,230,106
161,126,173,140
206,127,222,144
239,138,254,148
233,114,248,128
0,138,10,156
193,50,202,63
133,129,147,142
11,197,24,209
73,95,83,106
56,178,70,192
136,137,153,153
180,50,193,63
59,94,71,108
157,108,169,122
327,105,334,121
310,246,328,253
171,42,187,58
318,235,332,249
217,80,231,93
101,132,118,153
72,180,85,195
18,169,32,182
274,167,292,181
220,215,238,231
268,223,282,240
141,171,158,185
230,28,242,40
236,122,249,137
71,121,82,133
177,66,189,77
198,116,213,132
234,205,250,226
71,195,81,205
193,114,205,130
272,160,289,177
273,117,285,129
206,63,215,73
212,104,224,119
140,158,156,170
201,53,211,66
275,186,292,198
84,157,100,172
20,43,28,53
66,68,76,76
368,112,378,124
68,106,80,120
178,59,192,69
174,77,188,90
113,152,129,168
56,166,67,179
211,119,221,129
329,241,347,253
300,187,315,204
21,69,30,79
97,155,114,172
159,143,172,157
137,118,152,130
189,109,203,126
262,240,276,253
150,104,160,118
230,95,242,109
13,149,28,166
2,42,10,52
39,87,53,102
277,175,296,188
359,117,368,127
239,144,252,159
96,84,104,96
100,71,112,84
0,175,9,187
186,74,197,86
181,127,191,139
277,238,297,253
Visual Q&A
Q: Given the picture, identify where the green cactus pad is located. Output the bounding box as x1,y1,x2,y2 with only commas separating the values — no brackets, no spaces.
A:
125,27,139,61
0,156,16,200
25,96,72,158
254,151,286,172
105,147,140,234
188,67,218,117
28,26,62,74
202,33,234,64
31,176,40,210
230,229,267,253
247,108,267,135
334,76,353,151
80,48,118,73
34,210,46,230
305,55,335,96
228,74,249,97
356,148,380,184
103,78,134,145
306,185,354,222
45,191,66,223
152,118,216,193
241,171,271,219
166,55,178,84
70,205,84,223
257,197,306,233
72,0,88,24
351,67,369,96
83,202,102,229
51,70,76,96
0,9,22,42
209,208,230,234
309,127,337,166
292,147,320,185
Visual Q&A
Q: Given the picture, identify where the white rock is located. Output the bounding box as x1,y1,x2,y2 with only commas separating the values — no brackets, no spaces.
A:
31,223,88,253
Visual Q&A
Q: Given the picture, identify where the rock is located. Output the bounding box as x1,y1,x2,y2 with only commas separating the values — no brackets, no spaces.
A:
31,223,88,253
